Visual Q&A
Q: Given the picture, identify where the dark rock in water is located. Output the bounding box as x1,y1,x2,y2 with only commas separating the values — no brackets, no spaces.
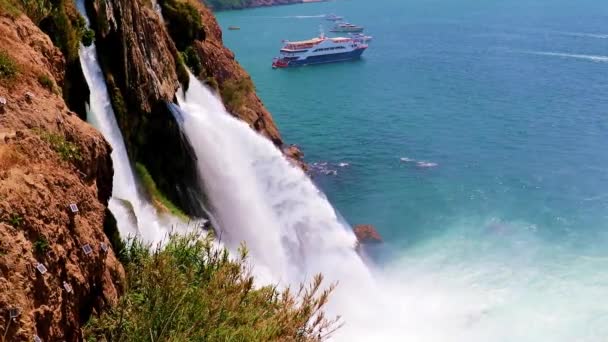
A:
353,224,383,244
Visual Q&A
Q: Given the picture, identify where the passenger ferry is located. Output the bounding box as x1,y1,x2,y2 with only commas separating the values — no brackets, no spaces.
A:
272,32,368,68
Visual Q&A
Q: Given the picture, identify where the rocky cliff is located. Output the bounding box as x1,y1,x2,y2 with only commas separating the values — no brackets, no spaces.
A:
87,0,304,217
0,12,123,342
88,0,207,216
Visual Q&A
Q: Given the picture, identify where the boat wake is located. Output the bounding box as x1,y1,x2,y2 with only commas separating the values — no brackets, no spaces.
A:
400,157,439,168
281,14,327,19
520,51,608,63
554,31,608,39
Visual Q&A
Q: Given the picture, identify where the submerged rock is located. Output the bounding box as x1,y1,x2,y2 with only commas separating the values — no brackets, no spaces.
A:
353,224,383,244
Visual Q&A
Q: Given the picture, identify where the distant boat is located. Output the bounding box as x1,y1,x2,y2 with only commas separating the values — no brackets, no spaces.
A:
330,22,364,33
325,14,344,21
228,26,240,30
349,33,373,42
272,31,368,68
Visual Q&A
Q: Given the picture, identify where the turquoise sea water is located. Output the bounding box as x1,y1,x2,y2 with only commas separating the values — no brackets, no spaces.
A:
217,0,608,339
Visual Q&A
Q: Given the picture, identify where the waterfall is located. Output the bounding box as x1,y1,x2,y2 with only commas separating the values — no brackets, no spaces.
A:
174,75,407,339
77,3,176,243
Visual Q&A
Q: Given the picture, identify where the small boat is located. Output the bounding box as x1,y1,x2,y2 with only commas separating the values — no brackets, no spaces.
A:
325,14,344,21
228,26,240,30
349,33,373,42
330,22,364,33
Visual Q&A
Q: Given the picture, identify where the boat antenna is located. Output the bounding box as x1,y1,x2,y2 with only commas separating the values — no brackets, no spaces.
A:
319,24,325,39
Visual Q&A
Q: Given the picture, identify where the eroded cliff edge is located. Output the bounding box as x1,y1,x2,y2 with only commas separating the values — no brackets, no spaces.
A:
0,12,124,341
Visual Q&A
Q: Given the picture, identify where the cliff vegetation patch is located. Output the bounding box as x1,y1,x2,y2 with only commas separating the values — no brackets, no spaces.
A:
84,232,341,341
0,50,18,81
221,77,255,111
135,162,189,220
36,129,83,162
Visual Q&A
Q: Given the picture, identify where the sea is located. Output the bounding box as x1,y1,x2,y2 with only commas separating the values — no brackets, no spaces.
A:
216,0,608,340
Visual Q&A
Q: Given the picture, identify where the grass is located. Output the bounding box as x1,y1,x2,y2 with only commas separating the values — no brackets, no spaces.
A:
84,232,341,341
7,214,23,228
0,50,18,80
36,129,83,162
135,163,189,221
38,73,55,92
33,237,49,254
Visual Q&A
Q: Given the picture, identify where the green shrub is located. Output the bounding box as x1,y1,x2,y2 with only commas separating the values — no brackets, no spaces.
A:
174,52,190,91
181,45,202,76
84,232,340,341
135,162,188,221
160,0,204,50
38,73,55,92
82,28,95,46
33,237,50,254
21,0,52,24
7,214,23,228
205,76,219,93
0,50,18,80
37,0,89,62
220,77,254,110
38,130,83,162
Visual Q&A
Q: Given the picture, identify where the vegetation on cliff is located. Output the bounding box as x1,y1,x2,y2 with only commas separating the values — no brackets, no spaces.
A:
135,163,189,220
0,0,93,117
0,50,18,81
84,232,340,341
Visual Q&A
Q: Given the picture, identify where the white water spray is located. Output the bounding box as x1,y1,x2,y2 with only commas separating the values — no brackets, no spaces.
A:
174,75,440,340
173,75,608,341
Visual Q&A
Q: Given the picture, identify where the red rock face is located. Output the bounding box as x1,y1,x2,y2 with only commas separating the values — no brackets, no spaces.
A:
0,13,124,341
353,224,383,244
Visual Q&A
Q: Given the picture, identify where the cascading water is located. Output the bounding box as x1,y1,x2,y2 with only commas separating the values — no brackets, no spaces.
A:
77,2,176,243
174,75,403,340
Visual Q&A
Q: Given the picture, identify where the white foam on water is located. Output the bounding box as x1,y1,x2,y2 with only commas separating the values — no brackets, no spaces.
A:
521,51,608,63
554,31,608,39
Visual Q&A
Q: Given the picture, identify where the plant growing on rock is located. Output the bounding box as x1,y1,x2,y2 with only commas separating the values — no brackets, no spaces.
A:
7,213,23,228
159,0,205,50
38,73,55,92
0,50,18,80
220,77,254,111
33,237,50,254
84,232,341,341
38,130,83,162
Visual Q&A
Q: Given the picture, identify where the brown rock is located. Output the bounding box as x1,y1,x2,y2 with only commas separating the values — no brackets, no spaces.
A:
0,13,123,341
353,224,383,244
93,0,180,114
283,144,308,171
